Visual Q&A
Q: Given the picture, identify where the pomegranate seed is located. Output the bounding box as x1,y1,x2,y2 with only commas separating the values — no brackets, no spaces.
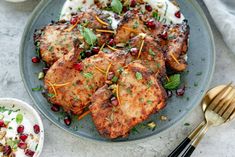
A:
175,10,181,18
130,0,137,7
160,31,168,40
122,6,128,12
31,56,40,63
107,72,115,80
85,50,92,57
18,142,27,149
110,97,118,106
92,47,100,54
42,67,49,74
70,16,78,25
51,104,60,112
108,39,115,46
145,4,152,12
73,63,83,71
25,149,35,157
0,120,5,127
33,124,40,134
3,145,12,156
64,116,71,126
19,134,28,142
146,20,156,29
176,86,185,96
167,90,173,98
130,47,138,56
17,125,24,134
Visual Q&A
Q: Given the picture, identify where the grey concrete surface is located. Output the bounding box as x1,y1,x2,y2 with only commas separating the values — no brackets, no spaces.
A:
0,0,234,157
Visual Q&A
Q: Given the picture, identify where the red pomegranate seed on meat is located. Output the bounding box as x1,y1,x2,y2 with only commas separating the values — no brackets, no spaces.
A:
25,149,35,157
176,86,185,96
145,4,152,12
33,124,40,134
0,120,5,127
3,145,12,156
85,50,93,57
17,125,24,134
51,104,60,112
110,97,118,106
130,0,137,7
175,11,181,18
70,16,78,25
130,47,138,56
160,31,168,40
108,39,115,46
92,47,100,54
73,63,83,71
64,116,71,126
18,142,27,149
122,6,128,12
31,56,40,63
19,134,28,142
146,20,156,29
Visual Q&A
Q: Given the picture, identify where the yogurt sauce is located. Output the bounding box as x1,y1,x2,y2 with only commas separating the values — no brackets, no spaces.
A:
60,0,185,25
0,106,40,157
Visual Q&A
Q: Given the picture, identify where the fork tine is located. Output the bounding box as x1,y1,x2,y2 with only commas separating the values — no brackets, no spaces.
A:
227,108,235,121
207,83,233,110
215,89,235,114
222,101,235,120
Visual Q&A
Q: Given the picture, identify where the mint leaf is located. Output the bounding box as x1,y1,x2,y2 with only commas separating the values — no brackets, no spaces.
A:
111,0,123,14
135,72,143,80
16,113,23,124
164,74,181,90
79,26,97,46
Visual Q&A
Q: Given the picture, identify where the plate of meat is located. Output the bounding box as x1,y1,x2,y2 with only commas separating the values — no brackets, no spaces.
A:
20,0,215,141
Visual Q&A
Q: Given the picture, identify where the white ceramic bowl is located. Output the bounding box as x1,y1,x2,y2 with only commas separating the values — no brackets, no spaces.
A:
0,98,44,157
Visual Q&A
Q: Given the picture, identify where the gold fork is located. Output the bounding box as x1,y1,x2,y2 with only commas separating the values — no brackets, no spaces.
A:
181,84,235,157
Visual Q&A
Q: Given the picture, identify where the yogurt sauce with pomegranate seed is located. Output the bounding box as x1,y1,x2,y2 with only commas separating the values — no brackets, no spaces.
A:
60,0,185,27
0,106,40,157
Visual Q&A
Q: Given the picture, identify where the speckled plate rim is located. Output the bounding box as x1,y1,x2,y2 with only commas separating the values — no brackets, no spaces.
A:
0,98,44,156
19,0,215,144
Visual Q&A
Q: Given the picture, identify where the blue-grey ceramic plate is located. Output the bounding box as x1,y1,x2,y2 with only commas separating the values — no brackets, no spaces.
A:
20,0,215,142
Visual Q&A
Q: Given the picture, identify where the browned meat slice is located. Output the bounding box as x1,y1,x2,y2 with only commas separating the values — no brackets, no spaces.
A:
114,11,165,44
44,35,165,114
34,8,113,66
164,20,189,72
89,61,166,139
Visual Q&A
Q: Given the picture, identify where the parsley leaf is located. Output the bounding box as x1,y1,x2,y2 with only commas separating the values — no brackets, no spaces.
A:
149,48,156,56
16,113,23,124
135,72,143,80
83,72,93,79
111,0,123,14
164,74,181,90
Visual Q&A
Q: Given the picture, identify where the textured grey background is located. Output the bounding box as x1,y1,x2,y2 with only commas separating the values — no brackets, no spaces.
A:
0,0,234,157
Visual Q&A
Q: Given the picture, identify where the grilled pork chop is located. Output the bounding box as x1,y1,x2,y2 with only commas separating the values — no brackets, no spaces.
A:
44,35,165,114
89,61,166,138
34,8,113,66
115,10,189,72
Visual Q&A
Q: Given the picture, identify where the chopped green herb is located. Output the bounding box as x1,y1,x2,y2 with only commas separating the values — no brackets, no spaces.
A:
0,107,8,113
133,21,139,29
77,7,82,11
83,72,93,79
111,76,119,83
131,127,139,134
164,2,168,16
147,100,153,104
7,138,19,150
168,35,176,40
126,87,132,95
149,48,156,56
117,67,124,73
79,26,97,46
135,72,143,80
111,0,123,14
184,123,190,126
164,74,181,90
196,72,202,76
8,110,13,115
35,144,39,151
16,113,23,124
32,86,43,91
186,97,190,101
153,12,161,21
47,93,55,98
8,126,13,130
147,80,153,89
48,46,54,52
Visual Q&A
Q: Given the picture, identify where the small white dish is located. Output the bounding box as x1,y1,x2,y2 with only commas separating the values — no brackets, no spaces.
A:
0,98,44,157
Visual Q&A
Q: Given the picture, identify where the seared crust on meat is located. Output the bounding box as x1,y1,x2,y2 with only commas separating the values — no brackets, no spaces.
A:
164,20,190,72
34,8,113,66
90,61,166,139
44,35,166,114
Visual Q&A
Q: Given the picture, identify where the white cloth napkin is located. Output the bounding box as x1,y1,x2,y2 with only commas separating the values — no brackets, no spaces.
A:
203,0,235,53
